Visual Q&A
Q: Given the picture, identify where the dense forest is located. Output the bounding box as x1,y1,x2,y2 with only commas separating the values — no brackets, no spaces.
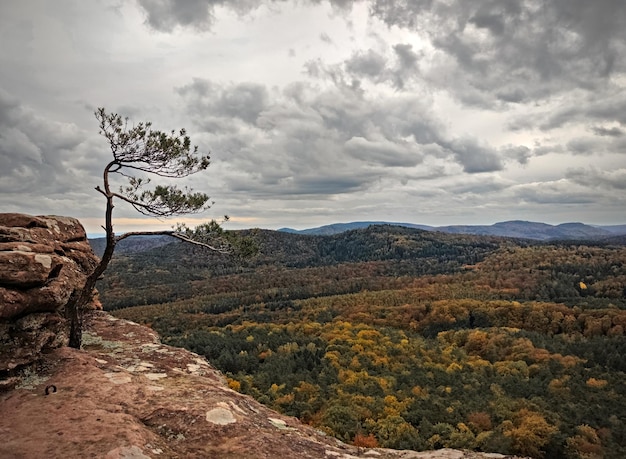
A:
97,225,626,458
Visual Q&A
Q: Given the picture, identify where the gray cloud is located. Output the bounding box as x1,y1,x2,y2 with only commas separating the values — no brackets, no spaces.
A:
177,79,269,125
138,0,626,110
0,89,85,195
513,182,598,205
137,0,626,106
344,136,422,167
137,0,248,32
539,90,626,131
441,137,503,173
372,0,626,103
393,44,419,69
592,126,624,137
137,0,356,32
566,137,605,156
319,32,333,44
567,167,626,191
345,49,387,78
390,44,421,89
448,176,509,195
501,145,531,165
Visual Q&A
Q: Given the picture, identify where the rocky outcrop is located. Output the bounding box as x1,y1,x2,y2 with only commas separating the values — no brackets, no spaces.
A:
0,311,523,459
0,213,100,373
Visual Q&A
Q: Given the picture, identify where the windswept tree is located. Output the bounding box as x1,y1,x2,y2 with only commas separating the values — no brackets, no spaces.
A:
67,108,240,348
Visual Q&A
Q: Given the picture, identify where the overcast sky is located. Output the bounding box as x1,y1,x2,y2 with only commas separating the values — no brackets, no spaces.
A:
1,0,626,234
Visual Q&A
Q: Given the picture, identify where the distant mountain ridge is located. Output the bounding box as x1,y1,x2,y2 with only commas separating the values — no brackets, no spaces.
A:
89,234,174,258
278,221,434,236
280,220,626,240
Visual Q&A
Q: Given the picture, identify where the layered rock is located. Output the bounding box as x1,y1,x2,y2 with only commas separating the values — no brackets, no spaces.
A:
0,213,100,373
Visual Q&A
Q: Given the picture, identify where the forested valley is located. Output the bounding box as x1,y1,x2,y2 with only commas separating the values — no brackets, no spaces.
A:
97,225,626,458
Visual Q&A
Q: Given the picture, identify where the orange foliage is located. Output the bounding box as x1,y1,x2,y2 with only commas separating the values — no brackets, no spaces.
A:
227,378,241,392
467,411,492,432
586,378,608,389
353,433,379,448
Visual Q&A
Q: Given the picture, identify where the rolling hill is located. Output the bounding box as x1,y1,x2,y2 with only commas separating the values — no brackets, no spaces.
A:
280,220,625,240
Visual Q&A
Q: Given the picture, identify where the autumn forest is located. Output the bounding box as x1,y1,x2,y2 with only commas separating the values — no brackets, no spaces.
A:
96,225,626,458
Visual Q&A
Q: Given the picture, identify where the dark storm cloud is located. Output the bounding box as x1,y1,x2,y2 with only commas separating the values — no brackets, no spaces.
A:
229,173,369,196
328,42,423,90
177,65,510,207
2,0,624,230
175,78,382,198
301,65,507,174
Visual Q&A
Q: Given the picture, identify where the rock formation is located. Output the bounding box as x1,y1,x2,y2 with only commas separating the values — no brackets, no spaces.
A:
0,213,100,374
0,311,522,459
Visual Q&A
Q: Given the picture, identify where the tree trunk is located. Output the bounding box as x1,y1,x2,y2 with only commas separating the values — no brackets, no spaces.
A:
67,291,83,349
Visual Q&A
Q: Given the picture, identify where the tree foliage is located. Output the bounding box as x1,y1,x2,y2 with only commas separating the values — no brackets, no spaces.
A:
67,108,230,348
102,226,626,457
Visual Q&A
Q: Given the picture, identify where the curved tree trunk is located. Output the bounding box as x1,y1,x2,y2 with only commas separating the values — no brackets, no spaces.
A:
67,168,117,348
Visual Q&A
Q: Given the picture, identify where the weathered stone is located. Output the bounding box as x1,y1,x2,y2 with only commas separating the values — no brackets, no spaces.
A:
105,445,152,459
0,213,100,372
205,407,237,425
0,251,59,287
0,242,54,253
0,213,49,229
0,313,67,372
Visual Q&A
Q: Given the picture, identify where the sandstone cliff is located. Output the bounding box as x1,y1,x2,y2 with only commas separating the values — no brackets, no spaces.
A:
0,213,100,373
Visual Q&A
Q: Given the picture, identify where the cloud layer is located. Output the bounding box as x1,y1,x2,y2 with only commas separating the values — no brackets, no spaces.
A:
1,0,625,232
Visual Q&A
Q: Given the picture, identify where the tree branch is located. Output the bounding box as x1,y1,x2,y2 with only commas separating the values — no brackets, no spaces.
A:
116,230,232,253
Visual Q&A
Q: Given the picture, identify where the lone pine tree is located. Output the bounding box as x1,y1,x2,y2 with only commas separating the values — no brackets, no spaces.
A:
67,108,232,348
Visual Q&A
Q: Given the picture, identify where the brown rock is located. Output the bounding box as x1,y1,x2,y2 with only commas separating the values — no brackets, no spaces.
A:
0,313,67,371
0,250,60,287
0,213,100,372
0,213,49,229
0,242,54,253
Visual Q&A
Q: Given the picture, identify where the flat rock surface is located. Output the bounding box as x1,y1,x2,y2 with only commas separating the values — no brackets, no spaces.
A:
0,311,522,459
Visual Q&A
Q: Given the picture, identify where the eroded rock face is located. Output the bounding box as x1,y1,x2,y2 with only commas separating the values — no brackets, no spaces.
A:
0,213,100,372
